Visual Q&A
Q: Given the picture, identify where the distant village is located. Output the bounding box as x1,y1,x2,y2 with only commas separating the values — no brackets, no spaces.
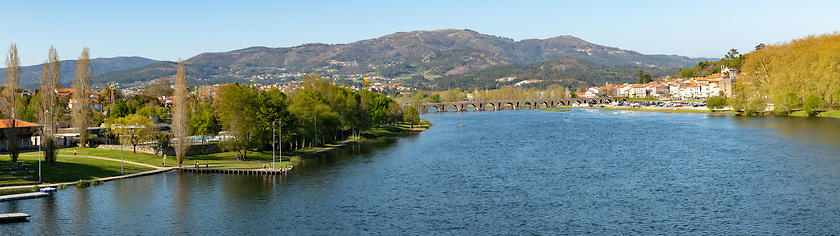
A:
580,67,739,99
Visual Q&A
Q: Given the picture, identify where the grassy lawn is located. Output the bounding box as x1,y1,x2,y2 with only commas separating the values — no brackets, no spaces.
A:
820,110,840,118
21,147,168,168
0,153,154,184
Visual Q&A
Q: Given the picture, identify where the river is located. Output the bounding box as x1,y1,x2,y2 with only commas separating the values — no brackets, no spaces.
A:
2,109,840,234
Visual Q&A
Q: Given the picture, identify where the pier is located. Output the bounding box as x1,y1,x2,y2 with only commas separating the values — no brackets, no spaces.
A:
0,192,49,202
174,167,292,175
0,213,31,222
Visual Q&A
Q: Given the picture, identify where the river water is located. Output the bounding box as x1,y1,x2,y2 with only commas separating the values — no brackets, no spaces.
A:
2,109,840,234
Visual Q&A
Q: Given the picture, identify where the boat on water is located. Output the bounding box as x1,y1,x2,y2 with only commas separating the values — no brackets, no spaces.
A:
458,124,465,127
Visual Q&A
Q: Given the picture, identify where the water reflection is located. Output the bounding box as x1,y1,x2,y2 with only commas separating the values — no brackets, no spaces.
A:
2,110,840,234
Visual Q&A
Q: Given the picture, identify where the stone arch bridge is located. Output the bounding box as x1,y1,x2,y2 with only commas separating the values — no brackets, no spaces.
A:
419,97,622,113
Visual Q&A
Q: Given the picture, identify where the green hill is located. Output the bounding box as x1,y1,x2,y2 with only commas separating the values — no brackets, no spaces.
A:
1,56,157,88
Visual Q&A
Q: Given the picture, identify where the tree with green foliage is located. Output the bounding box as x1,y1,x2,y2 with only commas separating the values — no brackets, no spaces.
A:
289,89,337,148
403,105,420,128
746,98,766,115
774,92,799,115
803,94,825,116
706,95,728,111
107,115,155,153
189,100,220,144
214,84,260,160
725,49,740,60
834,87,840,105
730,82,749,113
135,106,167,119
109,99,131,119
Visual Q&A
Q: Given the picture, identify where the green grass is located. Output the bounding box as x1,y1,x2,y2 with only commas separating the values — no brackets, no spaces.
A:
819,110,840,118
0,153,154,184
22,147,169,167
0,188,35,195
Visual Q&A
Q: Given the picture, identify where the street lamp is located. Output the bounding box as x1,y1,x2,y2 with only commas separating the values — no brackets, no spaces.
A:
272,119,281,170
38,133,41,183
120,133,124,174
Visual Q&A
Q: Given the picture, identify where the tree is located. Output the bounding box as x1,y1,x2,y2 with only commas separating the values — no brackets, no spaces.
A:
107,115,155,153
803,93,825,116
172,59,190,165
724,49,740,60
2,44,22,162
38,46,62,167
109,99,131,119
146,77,174,98
834,87,840,105
746,98,766,115
72,47,93,147
403,105,420,128
189,100,219,144
214,84,260,160
774,92,799,115
755,43,766,51
730,82,750,113
706,95,728,111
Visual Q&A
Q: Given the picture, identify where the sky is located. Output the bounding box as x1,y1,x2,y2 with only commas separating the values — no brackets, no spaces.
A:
3,0,839,66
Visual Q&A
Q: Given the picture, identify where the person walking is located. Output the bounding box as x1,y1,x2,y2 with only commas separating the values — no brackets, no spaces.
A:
74,149,77,156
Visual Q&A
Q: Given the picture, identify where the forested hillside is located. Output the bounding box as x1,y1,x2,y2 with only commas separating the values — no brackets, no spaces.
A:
736,33,840,114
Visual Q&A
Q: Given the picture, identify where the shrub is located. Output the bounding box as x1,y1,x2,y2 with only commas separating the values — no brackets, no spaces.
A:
31,185,40,192
803,93,825,116
91,179,103,186
57,184,68,189
77,179,91,188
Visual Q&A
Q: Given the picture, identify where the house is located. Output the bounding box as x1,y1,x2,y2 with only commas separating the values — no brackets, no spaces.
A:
632,84,648,98
0,119,40,151
652,83,669,98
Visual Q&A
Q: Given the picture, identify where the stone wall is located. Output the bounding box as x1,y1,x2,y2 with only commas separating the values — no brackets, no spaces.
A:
95,143,220,156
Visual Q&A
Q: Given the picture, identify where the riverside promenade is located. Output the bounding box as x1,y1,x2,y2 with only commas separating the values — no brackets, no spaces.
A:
0,138,355,192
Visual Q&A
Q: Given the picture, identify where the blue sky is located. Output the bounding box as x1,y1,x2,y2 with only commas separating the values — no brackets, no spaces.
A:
4,0,838,66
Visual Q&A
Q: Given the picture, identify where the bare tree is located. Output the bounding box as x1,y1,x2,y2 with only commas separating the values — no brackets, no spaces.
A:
3,44,22,162
172,59,190,164
38,46,61,167
72,47,92,147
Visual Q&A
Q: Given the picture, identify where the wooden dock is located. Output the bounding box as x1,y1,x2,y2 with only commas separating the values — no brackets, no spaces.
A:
0,213,30,222
175,167,292,175
0,192,49,202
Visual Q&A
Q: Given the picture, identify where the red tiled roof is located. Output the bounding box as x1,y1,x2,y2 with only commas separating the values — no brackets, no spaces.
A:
0,119,41,129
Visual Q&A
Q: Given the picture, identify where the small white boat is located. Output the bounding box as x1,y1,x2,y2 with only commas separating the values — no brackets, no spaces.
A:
39,187,57,193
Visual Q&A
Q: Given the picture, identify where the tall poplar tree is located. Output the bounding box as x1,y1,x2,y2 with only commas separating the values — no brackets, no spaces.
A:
172,59,190,164
38,46,61,166
72,47,92,147
3,44,22,162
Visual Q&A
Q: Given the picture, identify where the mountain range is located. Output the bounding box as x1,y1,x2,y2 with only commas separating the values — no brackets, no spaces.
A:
6,29,715,89
0,56,158,89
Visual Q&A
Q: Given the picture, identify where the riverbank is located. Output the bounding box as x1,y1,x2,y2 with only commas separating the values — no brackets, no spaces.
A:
0,120,432,195
187,120,433,170
559,105,737,114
